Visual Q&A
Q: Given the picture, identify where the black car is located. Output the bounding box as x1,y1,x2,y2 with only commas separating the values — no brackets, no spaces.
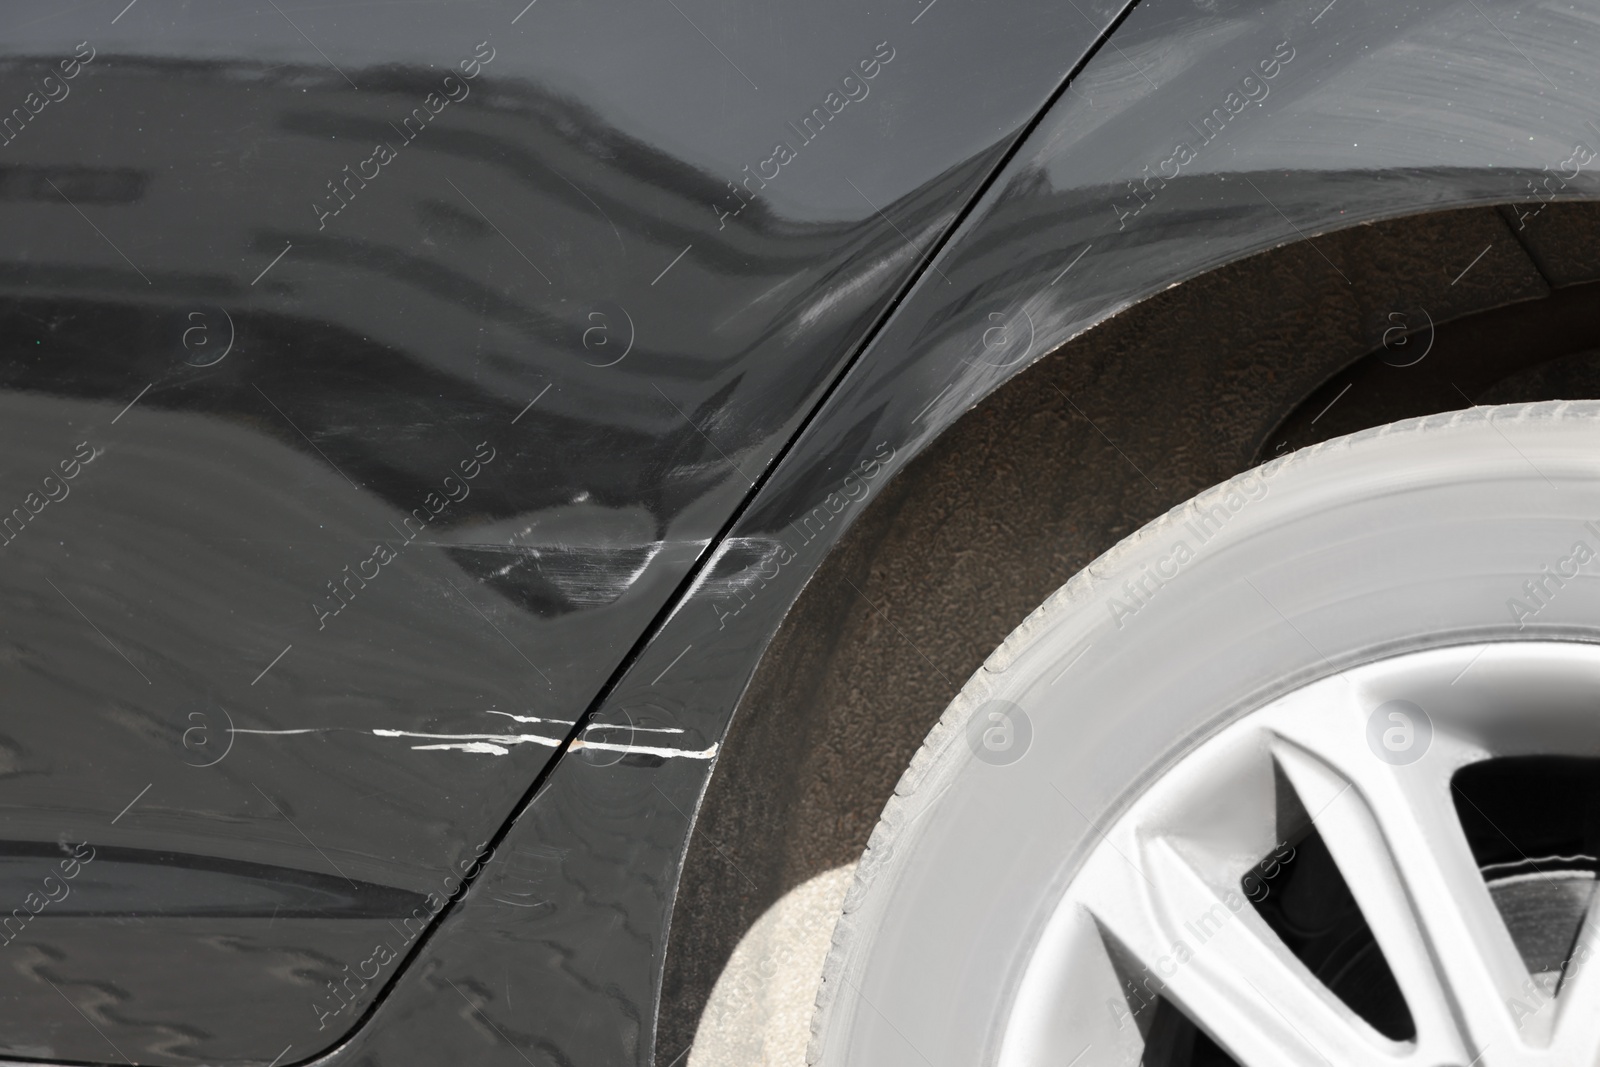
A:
3,0,1600,1064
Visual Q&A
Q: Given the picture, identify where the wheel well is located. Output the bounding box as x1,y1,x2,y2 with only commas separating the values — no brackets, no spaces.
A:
660,199,1600,1054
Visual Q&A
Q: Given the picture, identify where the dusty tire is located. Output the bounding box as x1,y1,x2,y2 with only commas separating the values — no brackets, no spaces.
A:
809,401,1600,1067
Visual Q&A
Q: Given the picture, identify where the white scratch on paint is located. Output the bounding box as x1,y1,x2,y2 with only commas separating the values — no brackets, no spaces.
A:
485,710,682,735
372,729,562,749
568,739,720,760
218,721,715,759
582,723,687,735
485,711,576,726
231,728,329,735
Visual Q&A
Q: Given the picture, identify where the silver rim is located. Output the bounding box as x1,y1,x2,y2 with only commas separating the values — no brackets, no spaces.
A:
998,641,1600,1067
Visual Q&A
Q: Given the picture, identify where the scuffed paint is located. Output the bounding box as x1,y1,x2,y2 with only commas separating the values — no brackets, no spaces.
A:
583,723,687,735
486,710,575,726
371,729,562,750
569,738,719,760
487,709,683,734
230,728,328,735
219,717,711,759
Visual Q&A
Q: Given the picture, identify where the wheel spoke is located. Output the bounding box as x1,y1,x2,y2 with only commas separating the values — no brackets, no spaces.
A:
1009,646,1600,1067
1077,835,1405,1067
1267,695,1530,1059
1272,739,1477,1061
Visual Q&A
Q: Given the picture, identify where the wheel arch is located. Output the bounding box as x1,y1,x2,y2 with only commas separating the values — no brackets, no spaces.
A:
660,196,1600,1056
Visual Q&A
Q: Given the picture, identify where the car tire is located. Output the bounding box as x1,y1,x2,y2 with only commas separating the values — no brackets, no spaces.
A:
809,401,1600,1067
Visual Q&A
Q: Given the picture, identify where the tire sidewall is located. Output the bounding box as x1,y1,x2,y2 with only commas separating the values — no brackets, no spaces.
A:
815,404,1600,1067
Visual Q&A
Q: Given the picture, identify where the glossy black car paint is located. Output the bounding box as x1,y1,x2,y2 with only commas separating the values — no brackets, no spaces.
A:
0,0,1129,1062
0,0,1595,1065
389,0,1594,1065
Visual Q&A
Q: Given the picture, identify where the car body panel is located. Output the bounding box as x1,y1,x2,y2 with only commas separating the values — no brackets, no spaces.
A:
286,0,1600,1065
0,0,1127,1061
